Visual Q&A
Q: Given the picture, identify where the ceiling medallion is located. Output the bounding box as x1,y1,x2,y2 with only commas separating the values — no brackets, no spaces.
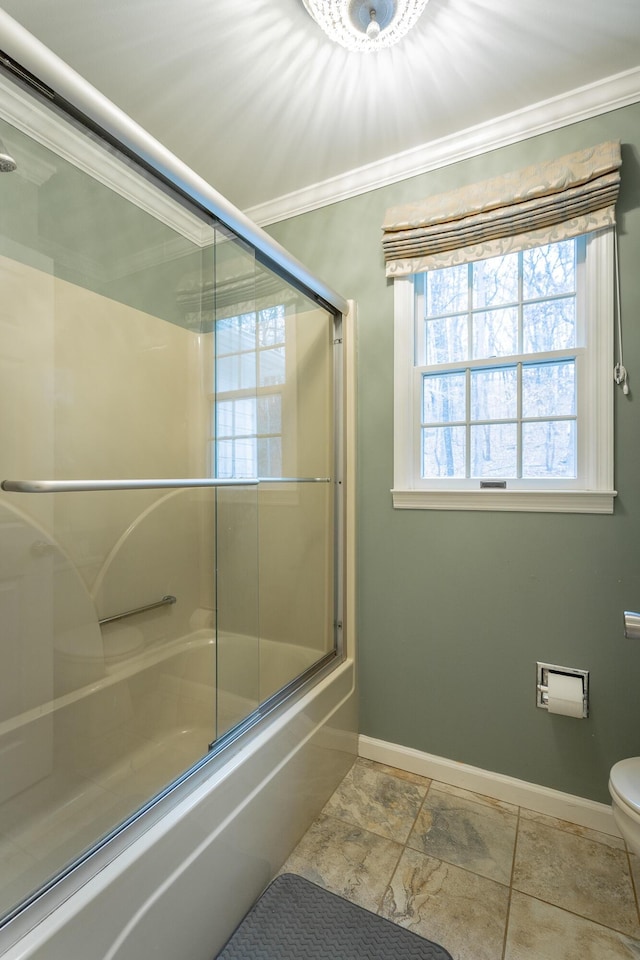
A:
302,0,429,52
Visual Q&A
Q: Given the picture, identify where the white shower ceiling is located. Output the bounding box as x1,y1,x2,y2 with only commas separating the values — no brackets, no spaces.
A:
1,0,640,218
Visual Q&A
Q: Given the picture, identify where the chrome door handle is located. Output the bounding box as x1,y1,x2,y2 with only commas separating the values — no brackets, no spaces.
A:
623,611,640,640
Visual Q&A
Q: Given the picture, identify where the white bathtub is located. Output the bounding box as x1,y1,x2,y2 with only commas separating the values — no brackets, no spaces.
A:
0,645,356,960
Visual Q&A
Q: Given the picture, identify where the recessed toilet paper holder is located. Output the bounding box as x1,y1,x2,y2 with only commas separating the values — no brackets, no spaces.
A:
536,662,589,717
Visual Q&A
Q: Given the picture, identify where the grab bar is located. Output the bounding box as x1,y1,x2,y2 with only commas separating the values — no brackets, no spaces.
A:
99,594,176,626
1,477,331,492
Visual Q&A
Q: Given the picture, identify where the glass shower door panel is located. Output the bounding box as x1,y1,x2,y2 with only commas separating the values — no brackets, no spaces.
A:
213,254,337,718
212,235,261,738
215,485,260,737
257,298,336,702
0,94,220,922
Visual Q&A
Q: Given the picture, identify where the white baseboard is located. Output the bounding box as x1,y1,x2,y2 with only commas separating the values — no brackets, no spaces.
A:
358,735,620,838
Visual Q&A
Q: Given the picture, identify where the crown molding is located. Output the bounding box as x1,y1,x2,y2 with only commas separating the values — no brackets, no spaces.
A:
246,65,640,227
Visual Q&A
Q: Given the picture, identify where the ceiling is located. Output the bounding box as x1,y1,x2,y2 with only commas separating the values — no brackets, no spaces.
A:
1,0,640,219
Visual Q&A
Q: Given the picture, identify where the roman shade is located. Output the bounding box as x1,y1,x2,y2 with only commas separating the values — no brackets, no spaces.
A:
382,141,622,277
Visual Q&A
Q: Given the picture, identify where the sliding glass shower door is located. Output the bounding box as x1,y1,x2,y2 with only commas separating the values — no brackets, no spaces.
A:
0,62,339,927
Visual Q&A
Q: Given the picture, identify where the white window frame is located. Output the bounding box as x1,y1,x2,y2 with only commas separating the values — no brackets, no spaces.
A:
392,229,616,513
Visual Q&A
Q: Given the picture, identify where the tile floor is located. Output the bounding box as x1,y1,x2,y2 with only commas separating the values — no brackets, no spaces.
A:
280,758,640,960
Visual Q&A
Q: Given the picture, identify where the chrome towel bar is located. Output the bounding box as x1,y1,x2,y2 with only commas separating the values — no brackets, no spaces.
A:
99,594,176,626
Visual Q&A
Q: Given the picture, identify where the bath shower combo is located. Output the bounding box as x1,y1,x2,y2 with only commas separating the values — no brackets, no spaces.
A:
0,11,357,960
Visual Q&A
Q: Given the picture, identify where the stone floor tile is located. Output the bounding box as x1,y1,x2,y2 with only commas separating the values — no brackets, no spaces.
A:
280,813,403,913
513,818,640,936
380,846,509,960
323,757,428,843
407,785,518,885
505,890,640,960
519,807,626,850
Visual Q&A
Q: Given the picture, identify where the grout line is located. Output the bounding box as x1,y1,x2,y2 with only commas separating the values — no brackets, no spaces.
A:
374,836,406,917
501,804,521,960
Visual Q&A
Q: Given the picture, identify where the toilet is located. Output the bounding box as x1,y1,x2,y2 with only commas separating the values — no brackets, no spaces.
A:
609,757,640,854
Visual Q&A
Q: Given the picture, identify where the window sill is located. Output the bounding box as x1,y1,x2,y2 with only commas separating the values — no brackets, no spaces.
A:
391,488,616,514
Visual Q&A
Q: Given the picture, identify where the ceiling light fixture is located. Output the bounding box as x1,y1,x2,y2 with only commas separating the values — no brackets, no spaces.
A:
302,0,429,53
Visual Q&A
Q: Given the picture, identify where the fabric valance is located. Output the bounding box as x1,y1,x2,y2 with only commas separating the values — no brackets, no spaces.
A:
382,141,622,277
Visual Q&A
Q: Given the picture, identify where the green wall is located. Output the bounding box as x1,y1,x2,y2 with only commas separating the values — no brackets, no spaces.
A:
267,103,640,803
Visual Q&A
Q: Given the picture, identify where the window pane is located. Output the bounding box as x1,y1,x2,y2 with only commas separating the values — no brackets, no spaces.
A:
522,361,575,419
522,421,576,478
471,367,517,421
258,307,285,346
422,426,465,477
257,394,282,434
523,240,576,300
472,307,518,359
217,313,258,357
216,354,256,392
258,437,282,477
215,355,237,393
471,423,517,477
472,254,518,308
234,398,256,436
237,313,258,351
217,439,233,478
425,315,468,364
259,347,285,386
426,264,468,316
216,399,233,437
423,372,466,424
216,317,240,356
234,437,257,478
523,297,576,353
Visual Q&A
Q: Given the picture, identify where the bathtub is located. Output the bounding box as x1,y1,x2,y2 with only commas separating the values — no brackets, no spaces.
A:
0,644,357,960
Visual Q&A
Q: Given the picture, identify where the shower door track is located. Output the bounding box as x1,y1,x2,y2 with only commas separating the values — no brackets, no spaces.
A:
1,477,331,493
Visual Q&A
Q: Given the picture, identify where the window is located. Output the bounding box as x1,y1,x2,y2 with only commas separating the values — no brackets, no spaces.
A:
213,304,287,479
393,231,615,512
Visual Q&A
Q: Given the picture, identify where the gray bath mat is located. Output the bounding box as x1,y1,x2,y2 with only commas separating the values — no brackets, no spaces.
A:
215,873,453,960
